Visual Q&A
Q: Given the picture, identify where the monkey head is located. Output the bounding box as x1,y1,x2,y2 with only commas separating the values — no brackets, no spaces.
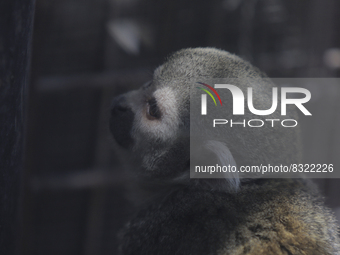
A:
110,48,301,186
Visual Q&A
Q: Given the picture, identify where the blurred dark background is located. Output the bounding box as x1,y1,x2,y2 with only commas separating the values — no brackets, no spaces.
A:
1,0,340,254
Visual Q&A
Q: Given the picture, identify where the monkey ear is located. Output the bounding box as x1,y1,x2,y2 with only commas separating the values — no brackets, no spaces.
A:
203,140,240,192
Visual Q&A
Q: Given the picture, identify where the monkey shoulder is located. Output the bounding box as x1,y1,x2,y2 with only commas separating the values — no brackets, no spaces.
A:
120,179,339,255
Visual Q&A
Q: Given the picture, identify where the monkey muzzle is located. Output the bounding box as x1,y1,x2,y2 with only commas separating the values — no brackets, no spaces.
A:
110,94,134,149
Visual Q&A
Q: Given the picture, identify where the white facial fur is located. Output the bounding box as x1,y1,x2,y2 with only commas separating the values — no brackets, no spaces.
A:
136,87,180,142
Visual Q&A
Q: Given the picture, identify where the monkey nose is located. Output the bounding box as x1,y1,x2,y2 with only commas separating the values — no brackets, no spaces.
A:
110,95,129,115
110,94,134,149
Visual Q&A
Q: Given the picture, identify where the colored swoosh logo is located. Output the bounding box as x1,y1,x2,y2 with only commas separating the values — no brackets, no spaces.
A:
196,82,223,106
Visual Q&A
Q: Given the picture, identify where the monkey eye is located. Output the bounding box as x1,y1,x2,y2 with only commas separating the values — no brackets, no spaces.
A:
146,98,161,120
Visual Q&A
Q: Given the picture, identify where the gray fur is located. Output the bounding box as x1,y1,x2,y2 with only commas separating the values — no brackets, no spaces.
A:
110,48,340,255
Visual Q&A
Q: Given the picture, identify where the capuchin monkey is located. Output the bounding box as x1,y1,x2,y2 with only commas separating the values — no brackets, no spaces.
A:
110,48,340,255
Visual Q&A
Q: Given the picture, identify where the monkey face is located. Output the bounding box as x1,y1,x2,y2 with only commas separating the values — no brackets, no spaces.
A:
110,77,191,179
